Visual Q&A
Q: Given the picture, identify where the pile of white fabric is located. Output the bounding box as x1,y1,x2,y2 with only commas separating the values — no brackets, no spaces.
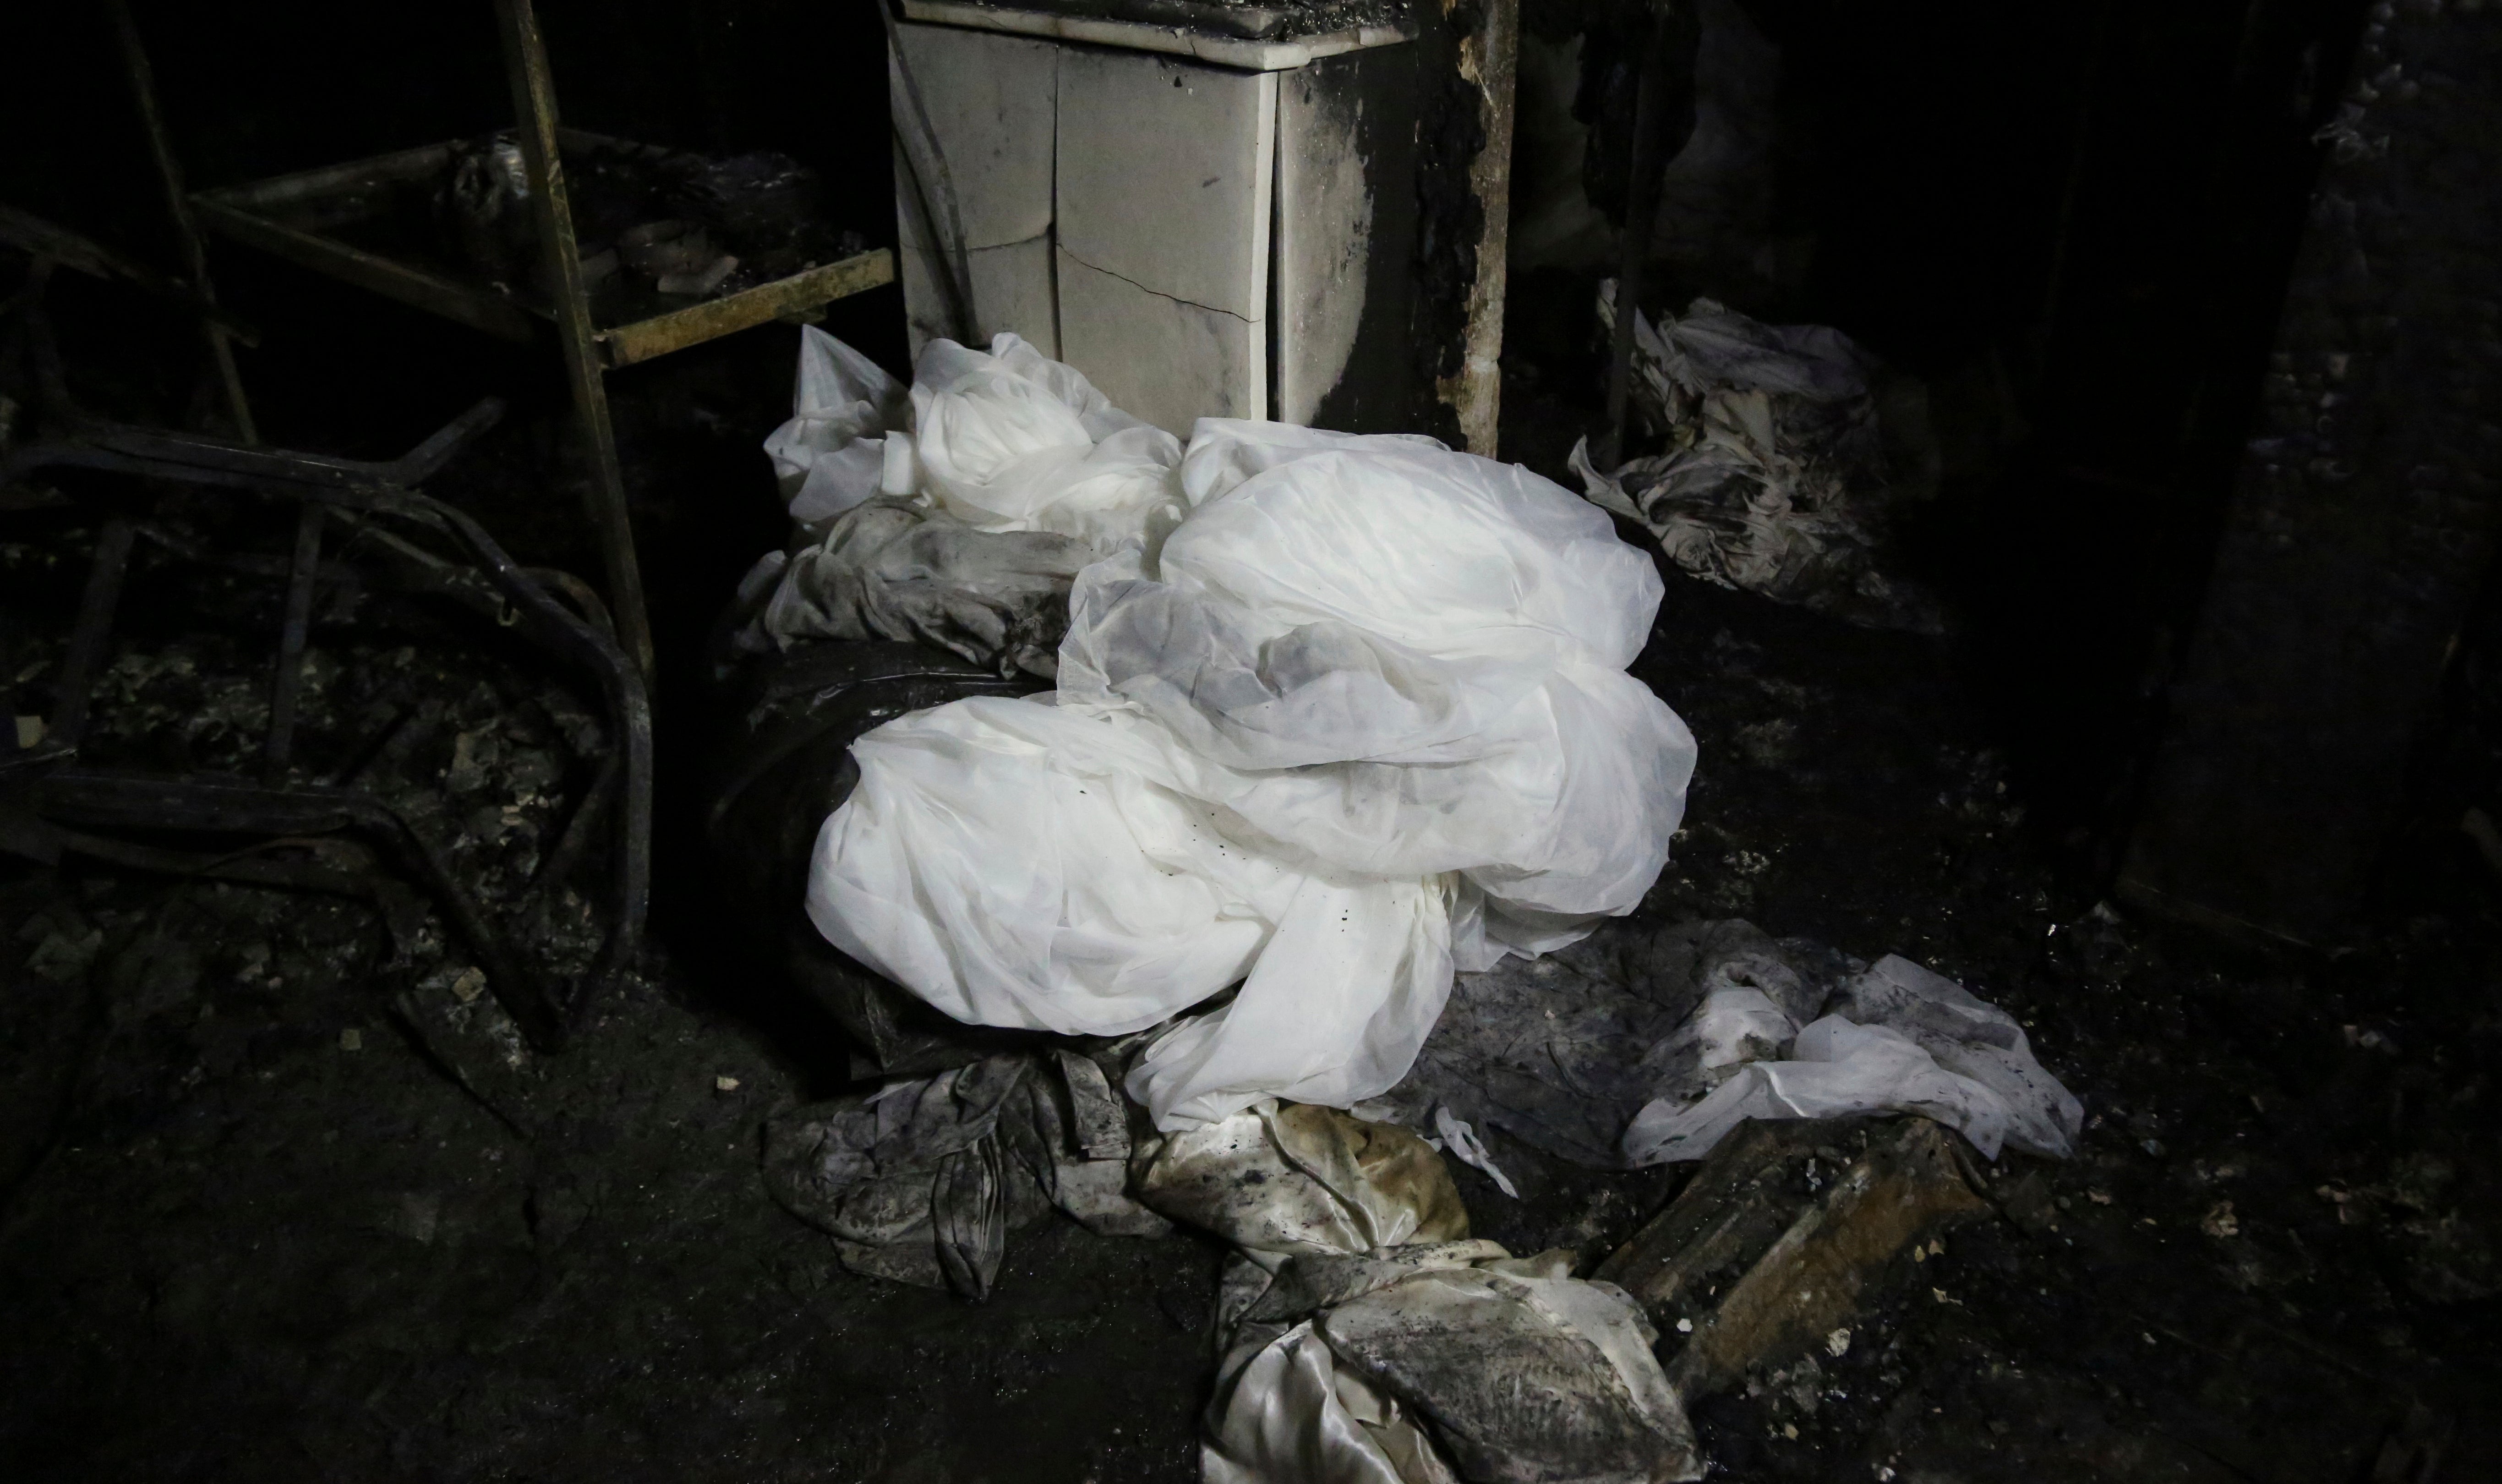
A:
759,324,1183,545
766,331,1697,1133
732,327,1178,676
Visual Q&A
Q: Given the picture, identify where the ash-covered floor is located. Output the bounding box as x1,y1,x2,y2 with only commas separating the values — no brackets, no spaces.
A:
4,0,2496,1471
5,399,2498,1480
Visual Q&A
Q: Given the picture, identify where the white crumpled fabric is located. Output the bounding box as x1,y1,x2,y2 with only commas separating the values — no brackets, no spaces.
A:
1829,953,2084,1158
1622,1014,2013,1165
761,323,912,530
745,326,1190,666
900,338,1185,549
759,323,1186,548
806,359,1695,1131
1620,954,2083,1166
1206,1318,1459,1484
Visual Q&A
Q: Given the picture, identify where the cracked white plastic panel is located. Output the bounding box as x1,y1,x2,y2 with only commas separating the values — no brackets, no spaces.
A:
1054,51,1275,321
1057,246,1265,433
897,170,1059,360
891,23,1057,251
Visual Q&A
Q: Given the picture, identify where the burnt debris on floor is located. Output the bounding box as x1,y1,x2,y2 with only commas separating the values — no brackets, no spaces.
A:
9,406,2502,1476
8,0,2502,1479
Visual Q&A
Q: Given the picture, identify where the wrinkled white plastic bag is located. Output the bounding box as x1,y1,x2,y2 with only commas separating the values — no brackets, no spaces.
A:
1619,954,2083,1165
899,337,1185,548
809,394,1695,1131
1831,954,2083,1158
759,325,1185,546
762,325,909,528
1622,1014,2017,1165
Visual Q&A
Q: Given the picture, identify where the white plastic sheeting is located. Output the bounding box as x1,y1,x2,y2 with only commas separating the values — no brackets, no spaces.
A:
760,324,1184,547
1621,954,2083,1165
744,327,1172,672
761,324,911,529
802,338,1695,1132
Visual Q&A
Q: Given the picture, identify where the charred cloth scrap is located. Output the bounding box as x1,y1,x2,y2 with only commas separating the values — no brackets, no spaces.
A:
763,1048,1169,1299
1210,1243,1704,1484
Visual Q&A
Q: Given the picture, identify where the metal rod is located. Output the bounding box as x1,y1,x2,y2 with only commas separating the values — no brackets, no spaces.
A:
1598,5,1688,473
525,566,616,640
881,2,979,345
48,824,380,901
491,0,658,687
105,0,257,444
265,502,325,770
594,249,895,369
48,518,137,748
189,193,544,344
39,769,570,1051
395,491,651,1004
535,744,621,892
0,203,259,344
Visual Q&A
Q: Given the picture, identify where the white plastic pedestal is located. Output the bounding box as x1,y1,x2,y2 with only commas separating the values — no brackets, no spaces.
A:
890,5,1419,436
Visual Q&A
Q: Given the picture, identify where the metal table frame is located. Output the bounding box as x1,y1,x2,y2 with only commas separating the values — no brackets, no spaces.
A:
113,0,899,684
2,248,652,1051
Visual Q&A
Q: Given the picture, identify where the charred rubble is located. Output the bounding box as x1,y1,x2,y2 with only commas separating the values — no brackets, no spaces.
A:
5,1,2502,1482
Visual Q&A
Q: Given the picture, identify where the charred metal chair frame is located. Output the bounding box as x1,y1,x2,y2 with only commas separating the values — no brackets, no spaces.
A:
0,258,649,1051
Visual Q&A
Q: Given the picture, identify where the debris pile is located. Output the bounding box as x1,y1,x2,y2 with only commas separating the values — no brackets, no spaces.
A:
768,1048,1710,1483
714,330,2093,1483
1162,1103,1702,1484
1375,917,2079,1170
1572,285,1945,633
2,516,624,1111
762,1048,1169,1298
